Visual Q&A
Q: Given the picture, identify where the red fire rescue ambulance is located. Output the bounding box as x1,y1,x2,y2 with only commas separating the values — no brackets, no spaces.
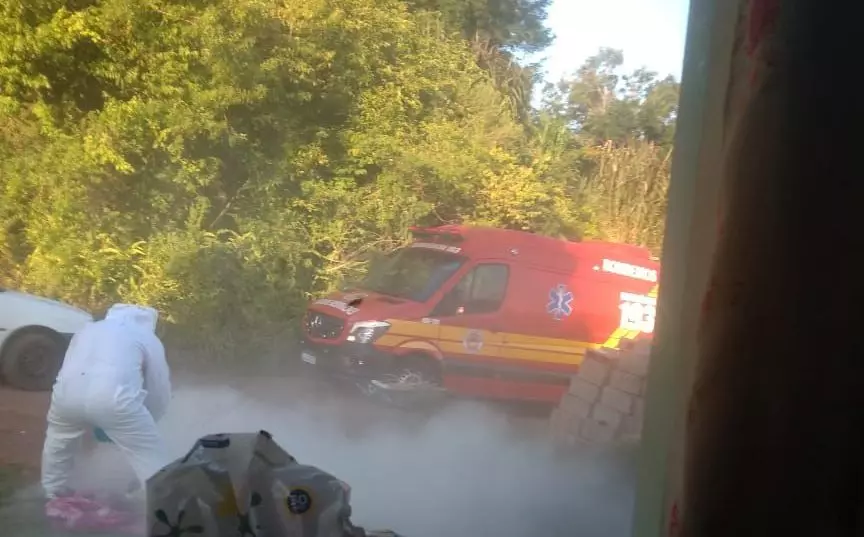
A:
300,225,659,403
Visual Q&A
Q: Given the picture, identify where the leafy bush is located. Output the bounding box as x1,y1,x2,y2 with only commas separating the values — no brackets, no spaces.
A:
0,0,675,361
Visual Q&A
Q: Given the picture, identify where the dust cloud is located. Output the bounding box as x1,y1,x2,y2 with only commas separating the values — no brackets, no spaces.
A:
72,375,637,537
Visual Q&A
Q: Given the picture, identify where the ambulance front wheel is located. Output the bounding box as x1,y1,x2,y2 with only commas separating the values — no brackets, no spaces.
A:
392,354,442,387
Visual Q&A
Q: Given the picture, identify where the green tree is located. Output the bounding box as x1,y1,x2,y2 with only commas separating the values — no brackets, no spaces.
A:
404,0,553,53
543,47,680,146
404,0,553,123
0,0,676,359
0,0,579,355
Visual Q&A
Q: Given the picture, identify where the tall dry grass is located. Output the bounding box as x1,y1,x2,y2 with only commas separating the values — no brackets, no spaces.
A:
579,141,672,253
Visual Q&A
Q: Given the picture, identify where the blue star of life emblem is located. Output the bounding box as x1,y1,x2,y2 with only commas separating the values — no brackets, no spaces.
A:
547,284,574,321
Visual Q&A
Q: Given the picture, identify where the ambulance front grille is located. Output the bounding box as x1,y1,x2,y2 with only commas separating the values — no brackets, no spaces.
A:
305,312,345,340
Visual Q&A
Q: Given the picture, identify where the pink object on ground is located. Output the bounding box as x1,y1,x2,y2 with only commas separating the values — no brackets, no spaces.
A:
45,493,144,535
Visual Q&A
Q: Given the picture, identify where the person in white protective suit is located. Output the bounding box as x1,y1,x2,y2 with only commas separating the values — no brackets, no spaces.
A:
41,304,172,499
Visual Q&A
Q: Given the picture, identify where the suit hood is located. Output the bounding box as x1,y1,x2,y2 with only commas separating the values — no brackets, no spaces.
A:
105,303,159,333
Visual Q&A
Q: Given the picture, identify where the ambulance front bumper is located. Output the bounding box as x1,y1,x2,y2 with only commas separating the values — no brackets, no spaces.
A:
298,338,396,381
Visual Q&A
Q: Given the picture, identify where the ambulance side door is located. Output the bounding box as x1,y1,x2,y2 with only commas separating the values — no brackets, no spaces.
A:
427,262,510,384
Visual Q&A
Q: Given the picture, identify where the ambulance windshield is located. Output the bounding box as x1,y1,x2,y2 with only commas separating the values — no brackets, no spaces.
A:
363,247,465,302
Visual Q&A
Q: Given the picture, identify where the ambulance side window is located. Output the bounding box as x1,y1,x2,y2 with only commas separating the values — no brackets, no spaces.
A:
433,263,510,316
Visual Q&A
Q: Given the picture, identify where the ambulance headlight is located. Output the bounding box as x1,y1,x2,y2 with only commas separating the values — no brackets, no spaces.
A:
347,321,391,343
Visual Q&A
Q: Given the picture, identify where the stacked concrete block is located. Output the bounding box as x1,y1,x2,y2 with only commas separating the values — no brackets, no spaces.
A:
549,342,652,449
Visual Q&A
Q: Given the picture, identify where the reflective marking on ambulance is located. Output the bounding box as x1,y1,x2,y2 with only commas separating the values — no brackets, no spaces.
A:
601,258,658,282
410,242,462,254
618,292,657,333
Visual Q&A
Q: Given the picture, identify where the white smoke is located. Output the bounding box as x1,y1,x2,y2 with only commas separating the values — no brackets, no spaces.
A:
69,374,637,537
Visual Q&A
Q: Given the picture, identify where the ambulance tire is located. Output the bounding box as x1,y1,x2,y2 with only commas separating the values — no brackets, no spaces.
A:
395,354,442,387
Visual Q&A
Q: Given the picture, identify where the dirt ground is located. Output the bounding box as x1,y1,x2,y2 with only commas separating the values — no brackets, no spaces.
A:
0,386,48,511
0,387,49,470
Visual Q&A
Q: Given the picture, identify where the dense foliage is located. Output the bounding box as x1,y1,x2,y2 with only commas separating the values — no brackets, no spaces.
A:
0,0,678,355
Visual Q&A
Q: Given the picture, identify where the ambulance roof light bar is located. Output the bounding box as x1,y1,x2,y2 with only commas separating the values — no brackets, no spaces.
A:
408,226,464,244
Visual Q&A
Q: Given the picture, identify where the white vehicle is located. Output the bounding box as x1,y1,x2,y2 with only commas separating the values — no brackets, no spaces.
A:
0,288,93,391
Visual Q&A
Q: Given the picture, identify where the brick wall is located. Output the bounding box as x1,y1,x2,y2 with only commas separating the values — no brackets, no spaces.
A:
549,343,651,449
